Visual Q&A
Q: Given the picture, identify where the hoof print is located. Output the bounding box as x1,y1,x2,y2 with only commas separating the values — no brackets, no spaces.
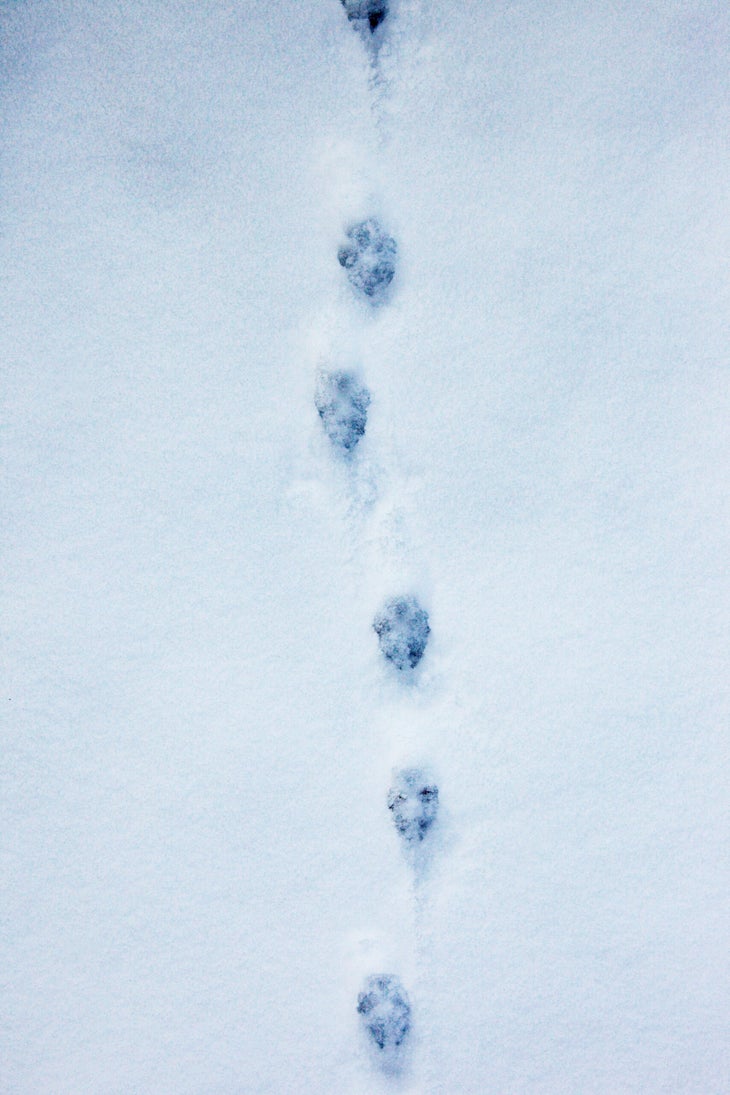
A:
340,0,388,32
338,218,397,303
357,974,411,1051
315,370,371,453
388,769,439,843
373,595,430,671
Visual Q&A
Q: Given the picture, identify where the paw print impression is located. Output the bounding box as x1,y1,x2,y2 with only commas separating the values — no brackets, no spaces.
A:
338,218,397,303
388,769,439,844
357,974,411,1051
373,595,430,671
340,0,388,33
315,370,371,453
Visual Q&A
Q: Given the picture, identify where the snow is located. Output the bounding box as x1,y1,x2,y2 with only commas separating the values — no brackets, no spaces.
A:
2,1,728,1092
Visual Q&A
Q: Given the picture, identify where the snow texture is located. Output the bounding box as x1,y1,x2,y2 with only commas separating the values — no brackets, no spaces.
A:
2,1,729,1093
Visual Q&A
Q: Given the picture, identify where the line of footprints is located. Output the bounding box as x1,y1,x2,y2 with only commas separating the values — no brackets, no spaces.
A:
315,0,437,1073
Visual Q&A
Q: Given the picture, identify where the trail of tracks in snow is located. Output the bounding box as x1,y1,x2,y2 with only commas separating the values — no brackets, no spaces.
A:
315,5,449,1092
288,4,471,1088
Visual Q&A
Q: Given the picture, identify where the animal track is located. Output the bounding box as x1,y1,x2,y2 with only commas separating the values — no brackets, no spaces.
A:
340,0,388,33
315,370,371,453
357,974,411,1050
388,768,439,843
373,595,430,670
338,219,397,303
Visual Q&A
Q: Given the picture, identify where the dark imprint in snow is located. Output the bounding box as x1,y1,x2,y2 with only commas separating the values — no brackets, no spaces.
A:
314,370,371,453
373,595,430,670
340,0,388,32
338,218,397,303
388,768,439,843
357,974,411,1050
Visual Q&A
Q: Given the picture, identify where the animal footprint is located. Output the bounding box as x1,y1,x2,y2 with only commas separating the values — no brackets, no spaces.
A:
340,0,388,33
373,595,430,670
388,768,439,844
338,218,397,303
315,370,371,453
357,974,411,1051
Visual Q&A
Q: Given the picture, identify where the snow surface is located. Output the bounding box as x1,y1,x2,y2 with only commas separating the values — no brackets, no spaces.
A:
2,1,729,1092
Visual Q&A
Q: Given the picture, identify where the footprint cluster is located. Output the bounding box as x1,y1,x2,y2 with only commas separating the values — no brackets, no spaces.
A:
317,3,440,1073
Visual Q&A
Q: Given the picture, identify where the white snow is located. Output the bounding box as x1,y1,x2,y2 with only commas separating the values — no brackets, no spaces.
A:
2,1,728,1092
